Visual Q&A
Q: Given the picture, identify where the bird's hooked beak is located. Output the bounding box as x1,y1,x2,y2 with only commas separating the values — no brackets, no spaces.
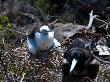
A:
42,29,50,32
70,58,78,73
41,30,50,34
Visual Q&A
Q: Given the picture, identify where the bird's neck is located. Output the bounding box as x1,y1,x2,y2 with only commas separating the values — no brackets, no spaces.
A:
41,32,48,35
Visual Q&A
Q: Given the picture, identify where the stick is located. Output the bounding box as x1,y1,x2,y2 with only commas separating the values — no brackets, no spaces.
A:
48,19,59,26
20,73,26,82
95,18,108,25
87,10,97,28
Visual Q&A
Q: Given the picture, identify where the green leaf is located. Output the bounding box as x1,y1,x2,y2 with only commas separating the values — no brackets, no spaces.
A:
7,23,13,29
0,24,3,30
103,73,110,80
37,0,49,14
9,32,17,39
2,15,9,22
7,63,16,72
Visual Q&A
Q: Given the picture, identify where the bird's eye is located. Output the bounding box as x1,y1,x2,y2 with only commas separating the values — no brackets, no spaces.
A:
42,29,46,32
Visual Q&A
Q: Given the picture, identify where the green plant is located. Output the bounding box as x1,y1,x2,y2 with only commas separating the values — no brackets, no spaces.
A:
103,73,110,81
0,15,16,46
7,63,16,72
0,15,13,30
36,0,49,14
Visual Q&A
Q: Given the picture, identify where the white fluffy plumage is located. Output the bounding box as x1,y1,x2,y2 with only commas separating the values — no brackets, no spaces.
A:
27,25,61,55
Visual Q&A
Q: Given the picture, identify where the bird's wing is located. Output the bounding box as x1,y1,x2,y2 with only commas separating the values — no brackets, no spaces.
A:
48,31,54,38
35,32,41,38
53,39,61,48
27,38,37,55
52,38,61,52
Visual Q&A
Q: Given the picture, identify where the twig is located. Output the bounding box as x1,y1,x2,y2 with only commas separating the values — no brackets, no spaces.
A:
4,45,15,56
48,19,59,27
87,10,97,28
11,72,16,82
95,18,108,25
20,72,26,82
91,50,110,64
99,24,106,28
27,22,38,35
20,12,38,22
4,28,27,35
0,45,10,81
78,0,96,10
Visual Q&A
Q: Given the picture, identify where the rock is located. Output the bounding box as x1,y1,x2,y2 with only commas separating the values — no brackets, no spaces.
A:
53,23,85,43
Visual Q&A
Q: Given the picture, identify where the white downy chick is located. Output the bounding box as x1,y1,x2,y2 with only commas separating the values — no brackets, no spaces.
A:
35,25,61,52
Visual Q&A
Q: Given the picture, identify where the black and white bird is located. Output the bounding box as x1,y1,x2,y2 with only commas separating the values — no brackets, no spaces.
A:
62,39,89,76
27,25,61,55
62,39,99,79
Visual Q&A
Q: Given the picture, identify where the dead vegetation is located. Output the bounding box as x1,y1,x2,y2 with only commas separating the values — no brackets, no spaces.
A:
0,0,110,82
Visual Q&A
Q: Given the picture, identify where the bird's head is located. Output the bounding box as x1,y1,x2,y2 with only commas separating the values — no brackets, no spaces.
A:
40,25,50,34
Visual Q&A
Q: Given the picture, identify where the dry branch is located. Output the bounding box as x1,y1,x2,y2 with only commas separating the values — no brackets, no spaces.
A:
20,72,26,82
